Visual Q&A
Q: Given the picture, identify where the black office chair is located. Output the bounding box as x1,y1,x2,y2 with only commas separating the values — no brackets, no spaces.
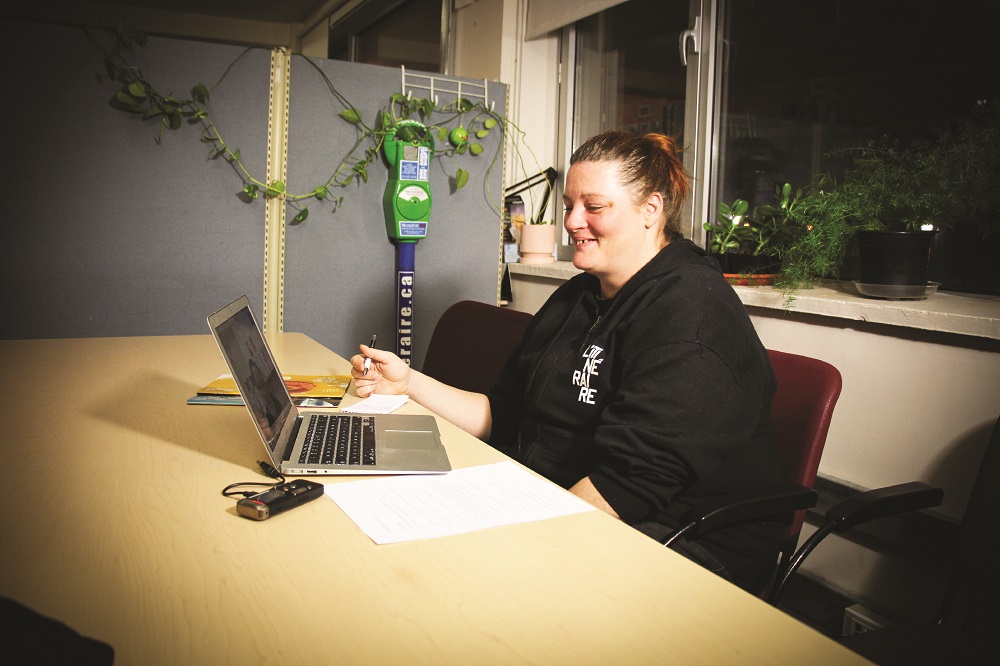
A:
422,300,533,394
836,414,1000,665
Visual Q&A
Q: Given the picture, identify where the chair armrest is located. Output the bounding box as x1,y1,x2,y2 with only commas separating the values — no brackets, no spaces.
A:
769,481,945,604
674,483,818,538
825,481,944,533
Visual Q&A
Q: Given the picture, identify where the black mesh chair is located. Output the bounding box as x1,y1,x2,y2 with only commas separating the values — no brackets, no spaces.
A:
837,414,1000,665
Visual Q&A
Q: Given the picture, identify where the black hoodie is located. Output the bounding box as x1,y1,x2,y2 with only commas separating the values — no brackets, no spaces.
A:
488,239,783,590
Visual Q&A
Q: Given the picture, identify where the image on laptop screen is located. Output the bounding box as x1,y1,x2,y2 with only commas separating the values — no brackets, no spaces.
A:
213,305,292,452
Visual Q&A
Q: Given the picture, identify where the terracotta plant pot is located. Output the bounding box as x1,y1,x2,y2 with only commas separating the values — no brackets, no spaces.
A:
518,224,556,264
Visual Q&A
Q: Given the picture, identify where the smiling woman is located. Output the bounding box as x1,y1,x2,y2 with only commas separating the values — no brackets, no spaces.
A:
352,129,786,594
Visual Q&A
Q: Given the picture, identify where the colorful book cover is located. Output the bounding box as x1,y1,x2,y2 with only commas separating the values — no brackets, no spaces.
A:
186,394,341,408
196,374,350,399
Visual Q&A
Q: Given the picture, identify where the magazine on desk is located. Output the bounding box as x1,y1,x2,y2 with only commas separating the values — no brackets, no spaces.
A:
187,373,350,408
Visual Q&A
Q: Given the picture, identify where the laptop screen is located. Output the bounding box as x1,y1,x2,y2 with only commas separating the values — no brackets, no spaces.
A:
211,299,294,455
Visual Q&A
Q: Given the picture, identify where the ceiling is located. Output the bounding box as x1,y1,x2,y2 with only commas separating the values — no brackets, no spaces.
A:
94,0,337,25
3,0,354,48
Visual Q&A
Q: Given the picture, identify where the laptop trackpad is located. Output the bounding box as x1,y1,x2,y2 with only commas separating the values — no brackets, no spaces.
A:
384,429,438,450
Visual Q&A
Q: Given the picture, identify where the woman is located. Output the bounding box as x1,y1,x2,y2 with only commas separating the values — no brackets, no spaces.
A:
352,131,782,592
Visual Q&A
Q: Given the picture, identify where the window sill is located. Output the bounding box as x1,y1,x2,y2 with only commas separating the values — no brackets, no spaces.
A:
506,260,582,281
506,263,1000,341
735,282,1000,341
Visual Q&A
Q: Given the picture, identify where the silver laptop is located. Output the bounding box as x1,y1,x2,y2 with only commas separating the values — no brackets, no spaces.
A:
207,296,451,475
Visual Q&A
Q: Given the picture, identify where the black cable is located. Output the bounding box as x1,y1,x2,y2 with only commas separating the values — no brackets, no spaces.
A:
221,460,286,498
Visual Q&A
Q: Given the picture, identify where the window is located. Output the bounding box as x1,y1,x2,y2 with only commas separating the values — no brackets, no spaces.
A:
712,0,1000,294
568,0,1000,293
713,0,1000,211
568,0,713,241
330,0,448,72
573,1,691,153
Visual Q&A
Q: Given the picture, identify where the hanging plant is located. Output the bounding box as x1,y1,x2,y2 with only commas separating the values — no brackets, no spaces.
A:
84,21,541,225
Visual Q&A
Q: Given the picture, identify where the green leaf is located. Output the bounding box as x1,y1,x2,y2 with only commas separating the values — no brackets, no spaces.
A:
314,186,328,199
469,142,484,155
733,199,749,215
339,109,362,124
292,208,309,224
476,129,489,139
127,81,147,98
437,127,448,142
243,183,259,200
115,91,143,112
265,180,286,197
192,83,210,102
455,168,470,190
483,117,497,129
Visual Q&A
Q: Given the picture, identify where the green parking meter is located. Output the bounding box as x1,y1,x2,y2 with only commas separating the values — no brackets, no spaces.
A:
383,120,434,242
382,120,434,364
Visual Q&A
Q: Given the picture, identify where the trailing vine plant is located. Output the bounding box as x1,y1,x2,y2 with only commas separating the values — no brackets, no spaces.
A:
84,21,538,225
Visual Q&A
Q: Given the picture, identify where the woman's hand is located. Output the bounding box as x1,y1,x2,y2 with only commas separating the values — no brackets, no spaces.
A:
350,344,410,397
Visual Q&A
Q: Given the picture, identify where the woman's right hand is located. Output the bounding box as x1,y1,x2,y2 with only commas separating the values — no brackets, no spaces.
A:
350,344,410,397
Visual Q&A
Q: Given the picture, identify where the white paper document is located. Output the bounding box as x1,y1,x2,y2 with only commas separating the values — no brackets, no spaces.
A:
340,393,409,414
324,461,596,544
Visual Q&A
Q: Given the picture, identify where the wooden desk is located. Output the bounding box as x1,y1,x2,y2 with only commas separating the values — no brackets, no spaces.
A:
0,334,868,664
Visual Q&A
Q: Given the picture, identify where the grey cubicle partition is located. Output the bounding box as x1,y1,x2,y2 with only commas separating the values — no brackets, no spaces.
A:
283,58,507,368
1,17,506,371
0,18,271,339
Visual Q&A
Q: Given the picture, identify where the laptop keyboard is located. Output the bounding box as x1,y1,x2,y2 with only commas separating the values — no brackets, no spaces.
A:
299,414,377,466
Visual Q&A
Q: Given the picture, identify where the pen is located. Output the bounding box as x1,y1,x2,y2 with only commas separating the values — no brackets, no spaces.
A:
363,335,377,375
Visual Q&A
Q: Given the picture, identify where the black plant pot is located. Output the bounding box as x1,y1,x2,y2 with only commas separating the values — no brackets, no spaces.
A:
856,230,937,285
929,227,1000,296
855,230,938,299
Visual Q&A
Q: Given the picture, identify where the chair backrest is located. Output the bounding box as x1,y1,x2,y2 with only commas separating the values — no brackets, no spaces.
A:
949,413,1000,637
422,300,534,395
767,349,843,562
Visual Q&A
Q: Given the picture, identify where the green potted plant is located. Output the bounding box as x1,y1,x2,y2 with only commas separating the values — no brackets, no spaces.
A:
704,182,803,284
780,103,1000,297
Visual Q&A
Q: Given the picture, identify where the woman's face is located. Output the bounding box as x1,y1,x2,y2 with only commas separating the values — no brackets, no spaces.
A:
563,160,663,298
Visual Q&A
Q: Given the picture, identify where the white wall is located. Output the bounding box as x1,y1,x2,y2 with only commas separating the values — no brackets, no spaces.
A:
749,309,999,521
454,0,562,222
